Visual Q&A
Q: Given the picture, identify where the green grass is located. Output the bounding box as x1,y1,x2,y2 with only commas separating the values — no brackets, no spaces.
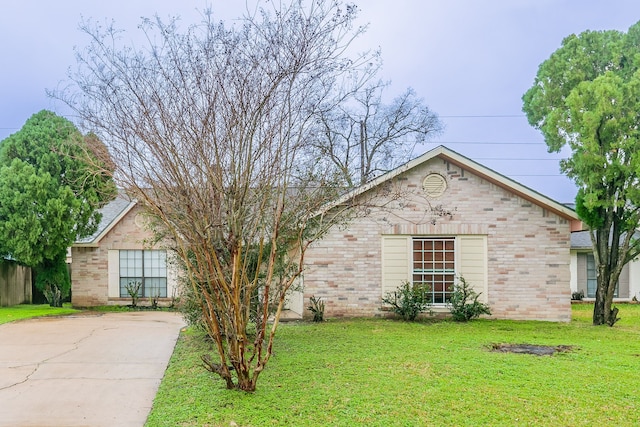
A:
0,303,79,325
147,304,640,426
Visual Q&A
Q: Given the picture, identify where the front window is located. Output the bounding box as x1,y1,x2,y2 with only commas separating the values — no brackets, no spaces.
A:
412,237,455,304
119,250,167,298
586,254,617,298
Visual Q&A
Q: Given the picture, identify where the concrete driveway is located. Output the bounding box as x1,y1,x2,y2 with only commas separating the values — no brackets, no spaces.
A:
0,311,185,427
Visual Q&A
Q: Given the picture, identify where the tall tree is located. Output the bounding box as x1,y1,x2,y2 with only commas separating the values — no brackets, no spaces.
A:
522,21,640,326
309,80,442,187
0,110,116,306
60,1,378,391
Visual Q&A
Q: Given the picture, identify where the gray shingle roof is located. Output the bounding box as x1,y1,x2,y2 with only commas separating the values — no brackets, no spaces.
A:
75,193,135,244
571,231,592,249
571,229,640,250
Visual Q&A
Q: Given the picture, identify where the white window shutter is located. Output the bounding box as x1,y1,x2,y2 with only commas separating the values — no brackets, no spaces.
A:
458,235,488,302
381,235,410,296
107,250,120,298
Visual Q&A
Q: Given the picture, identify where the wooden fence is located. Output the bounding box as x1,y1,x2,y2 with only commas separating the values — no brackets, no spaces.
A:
0,261,32,307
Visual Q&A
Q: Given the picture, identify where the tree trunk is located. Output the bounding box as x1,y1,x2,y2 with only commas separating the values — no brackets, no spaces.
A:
591,223,623,326
592,288,606,325
594,277,619,326
236,373,256,392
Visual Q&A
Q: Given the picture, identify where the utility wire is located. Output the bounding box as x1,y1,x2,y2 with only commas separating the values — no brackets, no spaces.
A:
439,114,526,118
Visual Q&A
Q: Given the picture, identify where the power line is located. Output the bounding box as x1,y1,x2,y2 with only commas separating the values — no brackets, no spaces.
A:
509,174,568,177
0,114,527,129
475,158,564,161
439,114,526,118
432,141,545,145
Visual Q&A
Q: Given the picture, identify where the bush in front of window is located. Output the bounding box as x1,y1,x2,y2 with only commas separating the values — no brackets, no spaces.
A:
149,292,161,309
448,276,491,322
381,281,432,321
125,281,142,308
571,290,585,301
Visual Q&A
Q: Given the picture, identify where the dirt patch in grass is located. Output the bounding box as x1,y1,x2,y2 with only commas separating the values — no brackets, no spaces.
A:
491,343,575,356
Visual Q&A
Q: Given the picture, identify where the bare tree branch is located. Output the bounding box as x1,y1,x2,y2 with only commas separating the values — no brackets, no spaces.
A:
55,1,383,391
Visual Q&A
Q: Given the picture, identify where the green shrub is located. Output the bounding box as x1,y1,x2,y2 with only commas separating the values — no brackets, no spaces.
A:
307,295,325,322
149,292,161,309
448,276,491,322
34,255,70,307
381,281,432,321
176,280,205,328
125,281,142,307
571,290,585,301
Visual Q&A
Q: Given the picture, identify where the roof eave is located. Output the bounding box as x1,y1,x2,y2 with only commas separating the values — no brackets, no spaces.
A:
72,243,100,248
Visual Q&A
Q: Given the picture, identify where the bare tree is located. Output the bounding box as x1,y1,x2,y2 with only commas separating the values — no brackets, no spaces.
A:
309,80,443,187
59,1,377,391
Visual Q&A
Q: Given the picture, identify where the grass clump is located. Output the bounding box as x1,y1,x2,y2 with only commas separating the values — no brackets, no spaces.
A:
147,304,640,426
0,303,78,325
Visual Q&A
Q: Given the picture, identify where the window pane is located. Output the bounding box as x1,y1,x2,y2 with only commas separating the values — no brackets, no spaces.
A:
143,278,167,298
143,250,167,298
120,250,142,277
586,254,596,298
144,250,167,278
412,238,455,304
120,278,142,298
119,250,143,297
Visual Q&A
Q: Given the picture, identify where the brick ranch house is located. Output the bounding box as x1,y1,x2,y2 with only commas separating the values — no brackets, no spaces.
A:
72,146,583,321
71,196,179,307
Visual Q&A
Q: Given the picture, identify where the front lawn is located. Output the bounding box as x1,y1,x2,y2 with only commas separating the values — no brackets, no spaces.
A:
0,303,78,325
147,304,640,426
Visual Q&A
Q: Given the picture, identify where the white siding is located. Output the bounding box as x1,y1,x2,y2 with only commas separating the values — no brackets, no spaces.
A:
458,235,488,302
107,250,119,298
569,251,578,293
630,258,640,300
381,236,410,296
166,252,179,300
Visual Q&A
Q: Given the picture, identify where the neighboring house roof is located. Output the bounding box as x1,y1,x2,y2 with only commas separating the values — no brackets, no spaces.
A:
329,145,580,222
571,230,592,249
572,229,640,250
74,193,136,247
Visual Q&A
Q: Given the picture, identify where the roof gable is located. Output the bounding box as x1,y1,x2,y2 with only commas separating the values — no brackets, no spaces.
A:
332,145,579,221
74,194,137,247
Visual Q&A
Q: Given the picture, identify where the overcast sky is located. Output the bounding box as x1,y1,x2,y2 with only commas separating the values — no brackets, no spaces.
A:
1,0,639,203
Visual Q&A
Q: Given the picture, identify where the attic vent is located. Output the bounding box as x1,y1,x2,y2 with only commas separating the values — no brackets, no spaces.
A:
423,173,447,198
